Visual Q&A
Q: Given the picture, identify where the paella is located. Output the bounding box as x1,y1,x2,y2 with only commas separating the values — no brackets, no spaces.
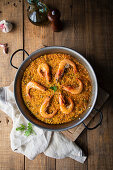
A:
21,53,92,124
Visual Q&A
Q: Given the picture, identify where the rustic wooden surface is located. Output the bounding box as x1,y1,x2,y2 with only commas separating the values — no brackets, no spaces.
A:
0,0,113,170
62,87,109,141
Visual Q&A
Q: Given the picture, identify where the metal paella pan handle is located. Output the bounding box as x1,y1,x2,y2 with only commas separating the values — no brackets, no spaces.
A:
82,108,103,130
10,49,29,69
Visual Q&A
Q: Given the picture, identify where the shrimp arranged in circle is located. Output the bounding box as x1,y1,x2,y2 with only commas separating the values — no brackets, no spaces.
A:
62,78,83,95
55,59,77,81
26,81,46,98
59,93,74,114
37,63,51,83
40,95,57,118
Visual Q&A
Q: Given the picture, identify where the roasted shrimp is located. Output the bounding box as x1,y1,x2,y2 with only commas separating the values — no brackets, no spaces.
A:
37,63,51,82
26,81,46,98
40,95,57,118
55,59,77,81
62,79,83,95
59,93,74,114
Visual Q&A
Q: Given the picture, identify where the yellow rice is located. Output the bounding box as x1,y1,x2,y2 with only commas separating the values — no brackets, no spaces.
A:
21,53,92,124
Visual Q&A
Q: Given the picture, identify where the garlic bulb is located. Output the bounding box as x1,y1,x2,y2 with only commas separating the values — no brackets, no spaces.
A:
0,43,8,54
0,20,13,33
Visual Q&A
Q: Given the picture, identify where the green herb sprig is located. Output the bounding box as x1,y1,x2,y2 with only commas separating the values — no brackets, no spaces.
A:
16,122,36,137
50,86,57,92
16,124,26,131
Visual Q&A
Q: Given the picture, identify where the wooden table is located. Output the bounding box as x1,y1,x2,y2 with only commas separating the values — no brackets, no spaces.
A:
0,0,113,169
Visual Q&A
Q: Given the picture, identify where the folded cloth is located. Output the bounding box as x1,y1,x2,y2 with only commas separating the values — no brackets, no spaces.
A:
0,82,86,163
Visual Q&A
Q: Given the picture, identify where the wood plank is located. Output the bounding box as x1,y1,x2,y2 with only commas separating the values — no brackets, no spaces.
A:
56,131,88,170
85,0,113,170
55,128,88,170
56,158,76,170
24,0,56,169
0,111,24,170
53,0,88,169
61,87,109,141
24,0,52,55
85,0,113,95
87,98,113,170
25,154,55,170
0,0,24,87
0,0,24,169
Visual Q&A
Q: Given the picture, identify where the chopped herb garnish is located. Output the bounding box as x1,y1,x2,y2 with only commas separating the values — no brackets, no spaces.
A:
50,86,57,92
16,122,36,136
24,122,36,136
16,124,26,131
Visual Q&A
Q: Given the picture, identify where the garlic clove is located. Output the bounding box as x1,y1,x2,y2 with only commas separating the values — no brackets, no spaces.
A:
0,20,13,33
0,43,8,54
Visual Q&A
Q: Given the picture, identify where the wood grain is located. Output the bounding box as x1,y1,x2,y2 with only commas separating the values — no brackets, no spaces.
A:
85,0,113,169
0,0,113,169
24,0,56,170
0,1,24,170
0,0,24,87
87,98,113,170
0,111,24,170
53,0,88,169
85,0,113,95
25,154,55,170
61,87,109,141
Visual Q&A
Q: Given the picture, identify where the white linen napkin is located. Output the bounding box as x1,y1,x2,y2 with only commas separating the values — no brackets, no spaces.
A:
0,82,86,163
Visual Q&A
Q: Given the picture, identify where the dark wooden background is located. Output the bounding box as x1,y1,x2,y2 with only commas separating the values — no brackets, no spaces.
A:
0,0,113,169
